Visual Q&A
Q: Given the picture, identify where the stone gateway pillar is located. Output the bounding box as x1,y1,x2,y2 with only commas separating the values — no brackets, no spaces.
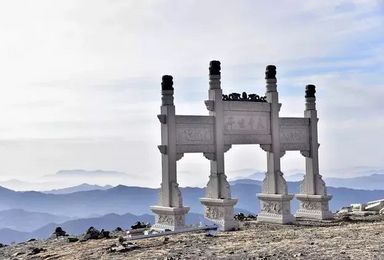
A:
200,61,238,231
257,65,295,224
295,85,333,219
150,76,190,231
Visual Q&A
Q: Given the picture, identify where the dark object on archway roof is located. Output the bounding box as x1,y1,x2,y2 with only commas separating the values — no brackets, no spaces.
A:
222,92,267,102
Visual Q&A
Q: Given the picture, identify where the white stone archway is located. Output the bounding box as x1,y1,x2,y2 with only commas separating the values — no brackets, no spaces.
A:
150,61,333,231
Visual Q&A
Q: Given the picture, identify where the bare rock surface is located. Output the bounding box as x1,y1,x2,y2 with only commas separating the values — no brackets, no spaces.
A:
1,216,384,259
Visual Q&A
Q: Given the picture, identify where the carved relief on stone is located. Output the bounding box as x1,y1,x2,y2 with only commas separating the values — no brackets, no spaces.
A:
262,201,282,214
205,206,224,219
280,125,309,146
158,215,174,225
301,201,321,211
223,112,270,135
176,125,213,145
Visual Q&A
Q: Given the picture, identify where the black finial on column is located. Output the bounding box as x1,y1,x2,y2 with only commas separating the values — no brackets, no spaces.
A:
161,75,174,91
265,65,276,79
305,84,316,98
209,60,221,76
161,75,174,106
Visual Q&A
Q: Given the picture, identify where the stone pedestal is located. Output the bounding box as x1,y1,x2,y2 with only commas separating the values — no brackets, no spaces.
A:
295,194,333,220
200,198,238,231
257,193,295,224
150,206,190,231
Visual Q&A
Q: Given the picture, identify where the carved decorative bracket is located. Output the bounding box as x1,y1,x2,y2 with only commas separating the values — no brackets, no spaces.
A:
204,100,215,111
157,114,166,124
260,144,272,152
224,145,232,153
300,150,310,157
203,152,216,161
176,153,184,161
158,145,167,154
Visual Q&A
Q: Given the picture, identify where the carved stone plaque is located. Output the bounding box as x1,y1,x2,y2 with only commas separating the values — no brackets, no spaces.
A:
280,118,310,151
224,111,270,135
175,116,214,145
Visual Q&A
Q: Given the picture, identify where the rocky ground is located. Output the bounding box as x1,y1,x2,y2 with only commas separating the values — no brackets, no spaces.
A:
1,215,384,259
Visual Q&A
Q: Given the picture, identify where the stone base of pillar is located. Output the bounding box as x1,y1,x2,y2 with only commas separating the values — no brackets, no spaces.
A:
256,193,295,224
295,194,333,220
150,206,190,231
200,198,238,231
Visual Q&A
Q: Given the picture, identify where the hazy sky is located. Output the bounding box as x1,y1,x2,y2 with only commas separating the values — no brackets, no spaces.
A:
0,0,383,187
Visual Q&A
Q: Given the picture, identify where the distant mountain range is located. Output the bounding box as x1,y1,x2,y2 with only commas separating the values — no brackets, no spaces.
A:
0,212,152,244
2,167,384,191
326,174,384,190
43,184,113,194
0,209,71,232
235,169,384,190
0,170,132,191
0,211,209,244
2,170,384,244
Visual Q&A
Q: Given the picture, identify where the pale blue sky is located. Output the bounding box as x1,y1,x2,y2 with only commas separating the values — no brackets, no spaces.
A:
0,0,383,187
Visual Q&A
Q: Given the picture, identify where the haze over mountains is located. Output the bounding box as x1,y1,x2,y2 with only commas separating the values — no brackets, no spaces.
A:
1,167,384,191
1,167,384,244
2,172,384,243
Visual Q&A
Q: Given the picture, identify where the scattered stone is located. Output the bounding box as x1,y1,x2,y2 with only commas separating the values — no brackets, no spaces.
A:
163,237,169,242
0,243,7,248
12,252,24,257
29,247,45,255
80,227,111,241
131,221,149,229
81,227,101,241
235,213,246,221
68,237,79,243
100,229,111,239
234,213,257,221
118,236,126,244
338,199,384,216
51,227,68,238
114,227,123,232
109,243,140,253
27,238,37,242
